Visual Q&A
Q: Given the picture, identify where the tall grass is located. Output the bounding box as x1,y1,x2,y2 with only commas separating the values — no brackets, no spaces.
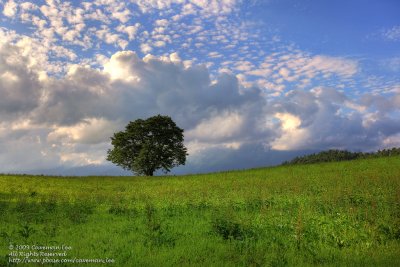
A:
1,156,399,266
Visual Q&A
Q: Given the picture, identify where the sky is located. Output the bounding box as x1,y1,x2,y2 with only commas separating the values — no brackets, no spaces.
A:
0,0,399,175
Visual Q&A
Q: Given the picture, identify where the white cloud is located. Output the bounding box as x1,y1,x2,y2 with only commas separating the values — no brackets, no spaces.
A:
278,67,290,79
244,51,359,91
169,52,181,63
131,0,238,17
84,8,110,23
140,43,152,53
48,118,123,145
234,61,253,71
190,0,238,16
59,152,104,166
117,23,140,40
186,111,244,142
132,0,181,13
96,26,127,48
153,40,166,47
3,0,17,17
103,51,141,81
155,19,169,27
271,113,310,150
20,2,38,11
382,25,400,41
111,8,130,23
306,55,358,78
246,68,272,77
208,51,222,58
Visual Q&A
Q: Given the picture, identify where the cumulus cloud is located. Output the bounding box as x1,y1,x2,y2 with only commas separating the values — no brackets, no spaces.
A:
271,113,310,150
47,118,124,145
0,37,399,174
0,42,42,118
186,111,244,142
0,47,262,172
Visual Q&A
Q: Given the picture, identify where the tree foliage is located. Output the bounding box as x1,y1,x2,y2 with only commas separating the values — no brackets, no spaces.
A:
282,147,400,165
107,115,188,176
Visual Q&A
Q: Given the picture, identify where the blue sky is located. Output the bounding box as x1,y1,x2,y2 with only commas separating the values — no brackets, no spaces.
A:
0,0,399,175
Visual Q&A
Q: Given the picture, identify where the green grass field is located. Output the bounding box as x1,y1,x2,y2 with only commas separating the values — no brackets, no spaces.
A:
1,157,399,266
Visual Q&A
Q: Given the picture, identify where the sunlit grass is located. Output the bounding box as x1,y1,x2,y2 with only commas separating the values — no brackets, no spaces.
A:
1,157,399,266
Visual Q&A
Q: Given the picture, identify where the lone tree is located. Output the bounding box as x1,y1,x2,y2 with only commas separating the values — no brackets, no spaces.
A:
106,115,188,176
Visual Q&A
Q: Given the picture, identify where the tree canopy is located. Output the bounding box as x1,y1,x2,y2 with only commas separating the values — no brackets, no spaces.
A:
106,115,188,176
282,147,400,165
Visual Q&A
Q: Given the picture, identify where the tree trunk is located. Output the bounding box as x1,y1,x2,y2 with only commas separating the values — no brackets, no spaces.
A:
145,169,154,176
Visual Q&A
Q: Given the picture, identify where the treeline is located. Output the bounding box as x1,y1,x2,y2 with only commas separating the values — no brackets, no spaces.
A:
282,147,400,165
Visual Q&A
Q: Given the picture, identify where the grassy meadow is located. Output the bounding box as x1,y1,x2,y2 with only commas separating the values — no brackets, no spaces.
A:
1,156,399,266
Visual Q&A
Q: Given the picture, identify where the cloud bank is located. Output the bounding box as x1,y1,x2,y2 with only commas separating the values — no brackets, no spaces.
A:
0,35,399,174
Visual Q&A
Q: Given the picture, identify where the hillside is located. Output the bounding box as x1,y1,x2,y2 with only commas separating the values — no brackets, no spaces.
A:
1,157,399,266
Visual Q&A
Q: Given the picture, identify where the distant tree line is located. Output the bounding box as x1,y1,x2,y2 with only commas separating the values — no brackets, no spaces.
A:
282,147,400,165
